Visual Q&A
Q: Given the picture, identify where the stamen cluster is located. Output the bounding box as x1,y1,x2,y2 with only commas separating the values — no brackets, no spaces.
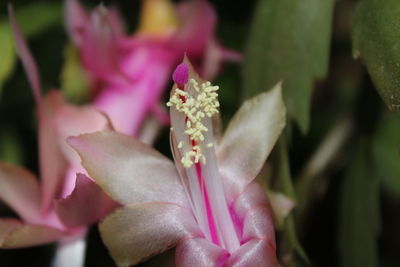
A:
167,78,220,168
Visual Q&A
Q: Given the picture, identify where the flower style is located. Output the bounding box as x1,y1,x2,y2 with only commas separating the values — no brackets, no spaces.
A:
69,59,286,266
0,6,117,263
65,0,240,137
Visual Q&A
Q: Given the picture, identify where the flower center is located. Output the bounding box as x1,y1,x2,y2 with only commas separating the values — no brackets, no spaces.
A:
167,78,219,167
168,62,240,253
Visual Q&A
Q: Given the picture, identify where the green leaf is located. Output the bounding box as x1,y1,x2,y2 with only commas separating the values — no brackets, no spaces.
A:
14,2,62,37
0,23,16,92
273,139,308,265
61,44,90,104
0,2,62,94
0,128,23,165
352,0,400,111
372,112,400,196
243,0,334,132
339,141,380,267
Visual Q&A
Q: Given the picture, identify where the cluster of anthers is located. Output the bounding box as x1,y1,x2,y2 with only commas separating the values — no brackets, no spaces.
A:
167,78,220,168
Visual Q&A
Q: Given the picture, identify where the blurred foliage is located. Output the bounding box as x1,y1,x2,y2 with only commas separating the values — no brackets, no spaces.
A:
352,0,400,111
0,22,14,91
272,139,308,266
243,0,334,133
372,112,400,196
0,2,62,93
339,141,380,267
61,44,90,104
0,128,23,165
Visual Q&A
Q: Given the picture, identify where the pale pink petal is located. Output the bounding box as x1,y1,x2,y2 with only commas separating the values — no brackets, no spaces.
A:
38,90,112,203
65,0,89,45
99,203,201,267
0,219,20,244
41,91,113,198
175,238,228,267
0,218,66,248
68,131,188,207
39,94,69,212
233,182,275,244
8,7,70,212
55,173,119,228
232,182,271,221
0,163,42,224
230,182,277,265
217,83,286,202
45,91,113,166
8,4,42,107
241,206,275,245
225,239,278,267
267,191,295,229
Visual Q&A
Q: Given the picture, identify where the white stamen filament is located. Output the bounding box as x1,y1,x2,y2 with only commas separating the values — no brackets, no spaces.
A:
168,78,240,252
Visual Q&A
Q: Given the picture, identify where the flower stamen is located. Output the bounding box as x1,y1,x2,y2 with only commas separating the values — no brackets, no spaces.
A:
167,78,219,168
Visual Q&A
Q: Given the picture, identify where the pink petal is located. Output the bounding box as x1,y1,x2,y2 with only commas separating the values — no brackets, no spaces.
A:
8,7,72,212
267,191,295,229
8,4,42,107
40,91,113,206
39,94,69,212
217,83,286,202
80,6,121,79
225,239,278,267
175,238,228,267
0,218,66,248
55,173,119,227
93,52,172,136
173,0,240,80
65,0,89,45
232,182,272,222
241,205,275,245
99,202,201,267
0,162,42,224
174,182,277,266
201,38,241,80
104,7,125,37
231,182,277,265
174,0,216,57
68,131,188,207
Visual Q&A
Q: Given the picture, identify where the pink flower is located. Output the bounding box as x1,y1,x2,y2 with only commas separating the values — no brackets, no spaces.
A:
0,6,117,259
69,59,286,266
65,0,240,137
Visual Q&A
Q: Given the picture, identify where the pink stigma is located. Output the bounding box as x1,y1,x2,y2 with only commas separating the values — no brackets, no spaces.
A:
172,63,189,85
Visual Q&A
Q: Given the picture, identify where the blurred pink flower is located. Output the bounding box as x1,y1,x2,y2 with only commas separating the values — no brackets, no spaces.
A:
65,0,240,137
69,59,286,267
0,6,118,266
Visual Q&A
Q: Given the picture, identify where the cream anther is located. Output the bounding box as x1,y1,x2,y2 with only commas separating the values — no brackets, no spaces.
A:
167,77,220,168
